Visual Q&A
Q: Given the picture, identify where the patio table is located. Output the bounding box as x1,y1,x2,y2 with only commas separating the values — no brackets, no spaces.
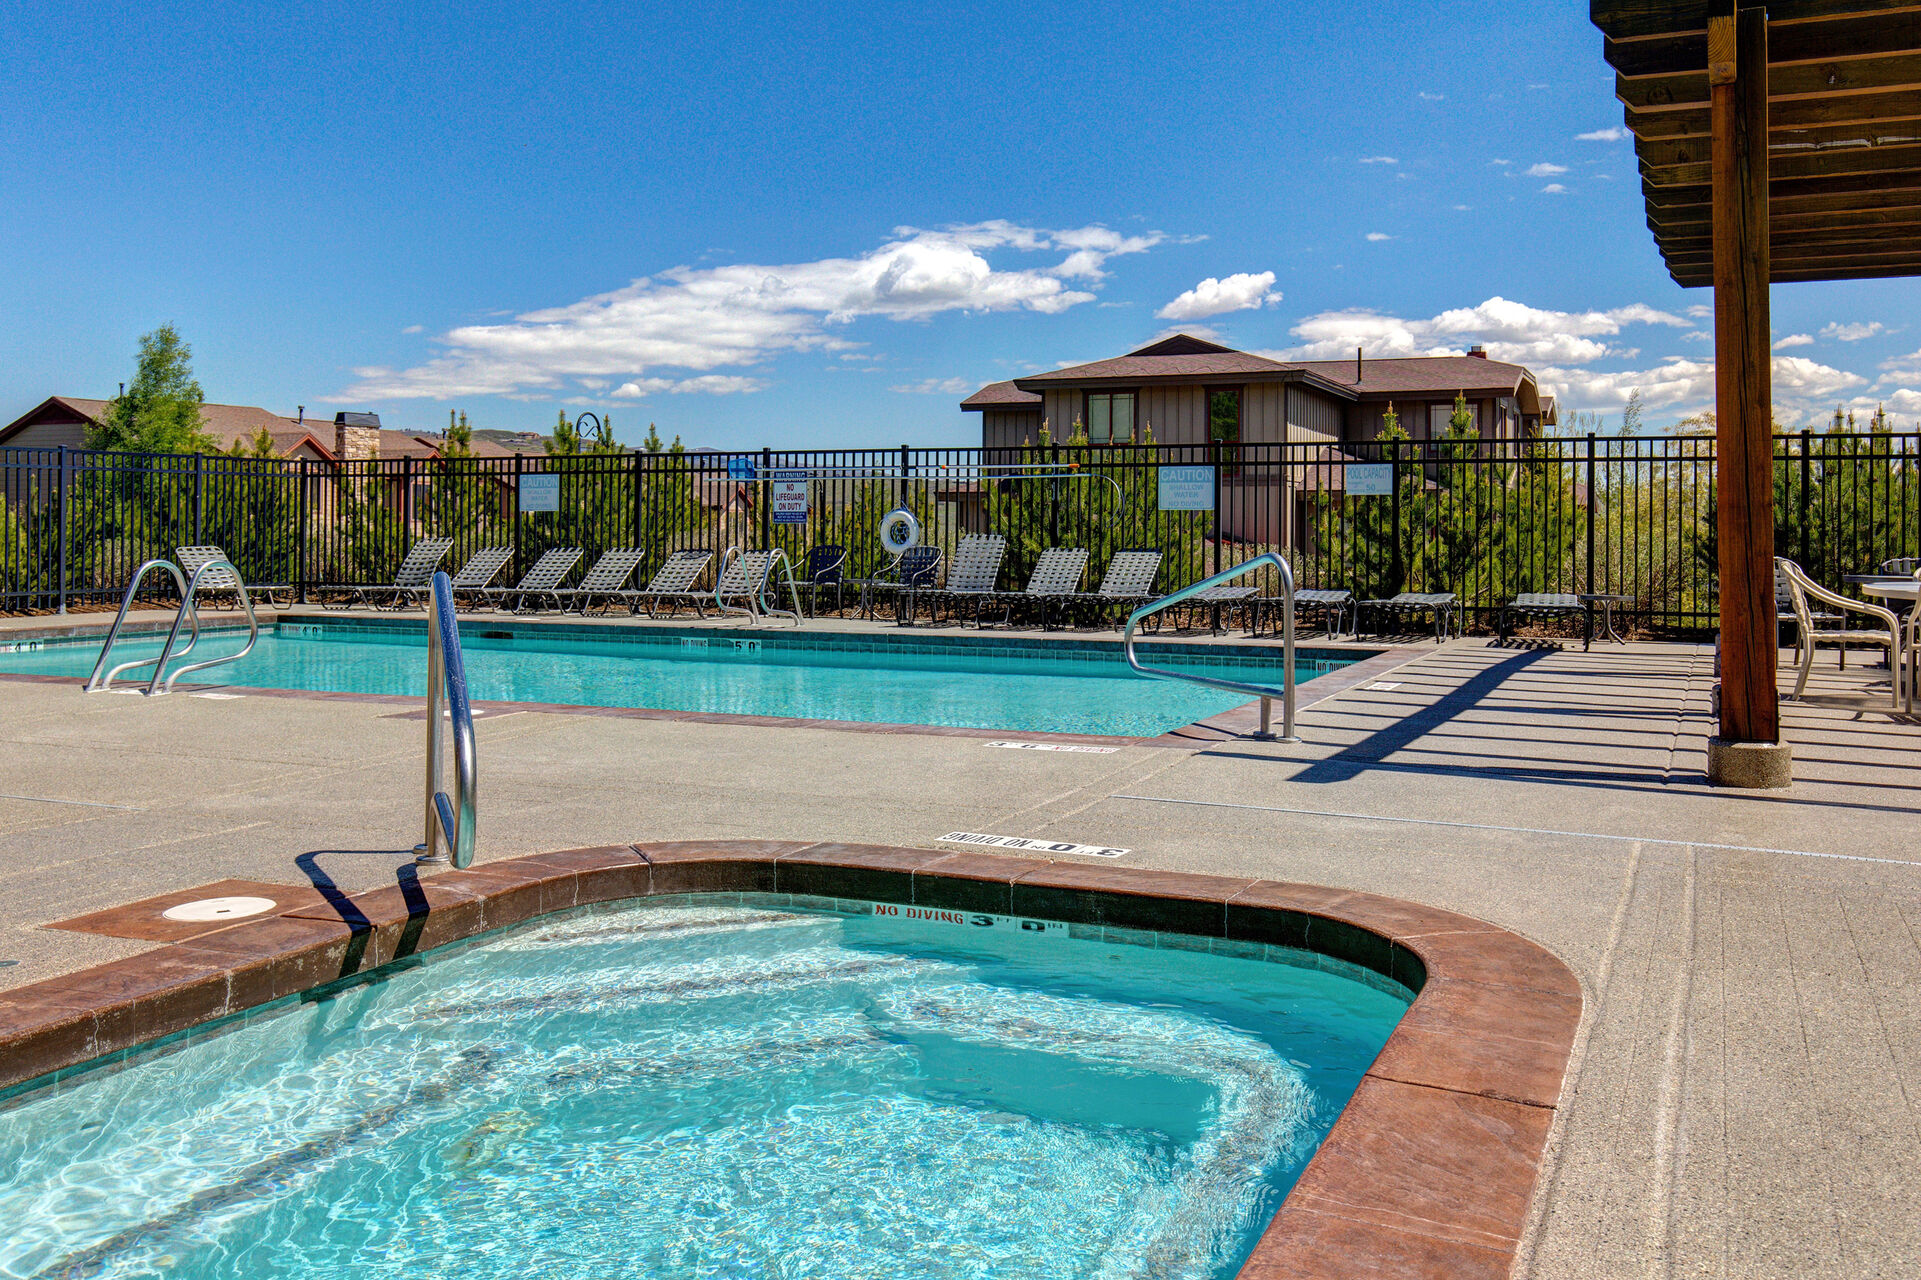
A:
1579,593,1633,646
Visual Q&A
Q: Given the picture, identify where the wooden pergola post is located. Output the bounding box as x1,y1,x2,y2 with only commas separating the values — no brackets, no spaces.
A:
1707,1,1790,787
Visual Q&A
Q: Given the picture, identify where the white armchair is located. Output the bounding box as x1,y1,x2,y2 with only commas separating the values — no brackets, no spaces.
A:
1774,557,1903,709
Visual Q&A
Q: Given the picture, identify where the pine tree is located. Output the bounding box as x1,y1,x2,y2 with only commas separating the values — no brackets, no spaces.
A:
89,325,216,453
546,410,582,456
443,410,474,458
643,422,665,453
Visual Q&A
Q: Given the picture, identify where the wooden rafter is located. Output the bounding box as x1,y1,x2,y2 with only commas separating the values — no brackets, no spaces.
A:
1594,0,1921,287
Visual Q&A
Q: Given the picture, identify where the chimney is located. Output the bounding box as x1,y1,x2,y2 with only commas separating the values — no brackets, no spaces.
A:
334,411,381,461
296,405,305,425
1356,346,1363,383
1468,345,1488,359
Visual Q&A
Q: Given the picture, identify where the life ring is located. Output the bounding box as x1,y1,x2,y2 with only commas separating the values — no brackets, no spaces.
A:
879,507,921,555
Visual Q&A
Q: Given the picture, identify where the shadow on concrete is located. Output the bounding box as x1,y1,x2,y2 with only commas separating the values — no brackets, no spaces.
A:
1284,648,1557,784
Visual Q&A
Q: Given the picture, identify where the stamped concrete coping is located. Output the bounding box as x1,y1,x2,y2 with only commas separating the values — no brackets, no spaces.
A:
0,841,1581,1279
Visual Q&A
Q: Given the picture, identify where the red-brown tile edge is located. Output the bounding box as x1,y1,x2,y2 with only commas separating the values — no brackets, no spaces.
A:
0,841,1579,1280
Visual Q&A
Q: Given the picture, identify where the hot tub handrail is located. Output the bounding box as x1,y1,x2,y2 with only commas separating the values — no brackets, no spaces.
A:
85,558,197,692
1123,553,1300,743
416,571,477,868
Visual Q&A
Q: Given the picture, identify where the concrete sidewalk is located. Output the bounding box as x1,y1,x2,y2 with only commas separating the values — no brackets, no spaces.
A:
1,636,1916,1277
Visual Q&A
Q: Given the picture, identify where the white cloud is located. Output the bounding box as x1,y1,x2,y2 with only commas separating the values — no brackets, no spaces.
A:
1155,271,1281,321
1527,162,1569,177
1536,354,1866,418
1773,333,1814,350
1880,347,1921,380
1576,127,1629,142
890,377,976,395
610,374,768,398
401,324,424,335
1541,184,1568,194
1358,155,1398,165
343,221,1160,399
1267,296,1690,368
1489,158,1511,167
1365,232,1393,242
1452,204,1471,212
1418,91,1444,101
1821,321,1885,342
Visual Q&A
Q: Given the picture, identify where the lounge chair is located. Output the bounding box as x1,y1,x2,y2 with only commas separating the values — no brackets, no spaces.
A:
1776,557,1903,708
1362,591,1460,642
796,544,847,617
1188,584,1257,634
1496,592,1590,649
559,548,646,616
1776,561,1841,650
930,534,1007,626
174,546,291,609
479,547,581,614
317,537,454,610
984,546,1087,629
432,547,516,608
1288,588,1355,639
1065,548,1163,629
714,548,802,624
627,548,715,618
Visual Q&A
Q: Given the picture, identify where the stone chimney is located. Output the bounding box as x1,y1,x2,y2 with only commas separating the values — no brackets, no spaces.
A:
334,411,381,461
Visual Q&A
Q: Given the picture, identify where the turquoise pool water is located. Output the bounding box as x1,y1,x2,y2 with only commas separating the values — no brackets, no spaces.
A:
0,896,1409,1280
0,623,1362,737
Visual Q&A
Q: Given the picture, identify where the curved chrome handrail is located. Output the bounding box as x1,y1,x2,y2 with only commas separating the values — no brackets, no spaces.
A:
1123,552,1300,743
417,572,477,868
759,549,804,626
149,558,260,694
86,559,201,692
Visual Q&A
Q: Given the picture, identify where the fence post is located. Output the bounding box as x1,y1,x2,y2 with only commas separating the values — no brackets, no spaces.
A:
296,458,310,603
760,446,773,549
193,453,205,543
1388,438,1403,595
513,453,525,571
630,450,643,548
56,446,69,614
1585,432,1597,592
1798,428,1811,570
1210,440,1222,574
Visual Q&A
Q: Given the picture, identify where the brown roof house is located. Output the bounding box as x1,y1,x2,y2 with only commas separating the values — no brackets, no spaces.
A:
960,333,1557,548
0,399,520,464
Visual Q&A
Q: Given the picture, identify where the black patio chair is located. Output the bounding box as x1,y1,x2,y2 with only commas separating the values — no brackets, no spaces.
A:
797,544,847,617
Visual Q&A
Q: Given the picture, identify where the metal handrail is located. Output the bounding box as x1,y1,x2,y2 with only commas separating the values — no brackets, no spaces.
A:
84,556,258,694
147,558,260,694
1123,552,1301,743
416,571,477,868
714,548,805,626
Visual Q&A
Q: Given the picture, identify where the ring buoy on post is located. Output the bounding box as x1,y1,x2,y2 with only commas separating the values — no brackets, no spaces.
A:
880,507,921,555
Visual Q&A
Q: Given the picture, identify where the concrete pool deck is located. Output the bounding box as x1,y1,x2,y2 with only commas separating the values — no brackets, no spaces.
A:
1,617,1917,1278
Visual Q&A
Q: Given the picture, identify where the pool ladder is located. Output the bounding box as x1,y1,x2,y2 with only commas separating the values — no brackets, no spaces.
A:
416,571,477,868
84,556,261,695
1123,553,1301,743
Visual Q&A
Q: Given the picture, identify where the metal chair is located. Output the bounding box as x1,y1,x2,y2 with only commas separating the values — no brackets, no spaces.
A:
175,546,292,609
626,548,715,618
797,544,847,617
316,537,454,610
1065,548,1163,629
1775,557,1902,708
559,549,646,616
983,546,1088,629
479,547,582,613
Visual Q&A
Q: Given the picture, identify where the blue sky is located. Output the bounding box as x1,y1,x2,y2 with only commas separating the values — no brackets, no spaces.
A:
5,0,1917,447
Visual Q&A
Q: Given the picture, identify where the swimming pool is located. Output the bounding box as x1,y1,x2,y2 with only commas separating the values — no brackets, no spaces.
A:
0,894,1409,1280
0,621,1366,737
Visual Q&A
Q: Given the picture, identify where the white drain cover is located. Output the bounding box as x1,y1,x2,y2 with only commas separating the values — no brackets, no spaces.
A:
161,895,277,923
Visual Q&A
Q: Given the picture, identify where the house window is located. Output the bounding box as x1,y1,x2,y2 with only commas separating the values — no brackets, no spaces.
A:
1084,391,1136,443
1209,388,1241,445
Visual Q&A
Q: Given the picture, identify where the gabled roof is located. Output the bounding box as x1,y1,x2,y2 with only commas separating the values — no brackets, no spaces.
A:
0,396,336,455
962,334,1550,411
959,380,1043,409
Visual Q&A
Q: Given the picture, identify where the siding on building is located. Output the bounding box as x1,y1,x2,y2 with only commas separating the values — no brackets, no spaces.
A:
980,408,1043,450
2,414,88,450
1240,383,1285,444
1139,385,1207,445
1284,386,1344,443
1040,389,1080,440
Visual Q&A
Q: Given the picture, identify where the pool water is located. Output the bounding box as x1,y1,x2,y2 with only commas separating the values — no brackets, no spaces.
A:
0,623,1362,737
0,897,1409,1280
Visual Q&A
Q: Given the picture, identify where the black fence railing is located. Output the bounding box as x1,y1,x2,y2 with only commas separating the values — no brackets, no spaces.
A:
3,433,1917,634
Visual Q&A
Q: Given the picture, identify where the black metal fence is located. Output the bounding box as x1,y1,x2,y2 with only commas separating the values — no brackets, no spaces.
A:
4,433,1917,634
